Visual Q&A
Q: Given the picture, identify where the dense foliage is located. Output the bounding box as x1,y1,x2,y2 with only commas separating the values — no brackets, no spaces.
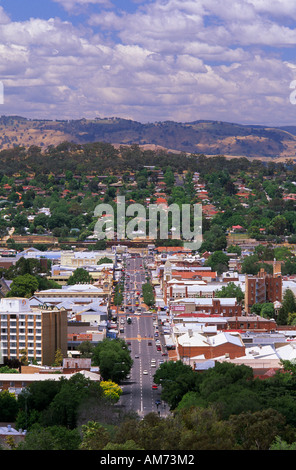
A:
4,361,296,450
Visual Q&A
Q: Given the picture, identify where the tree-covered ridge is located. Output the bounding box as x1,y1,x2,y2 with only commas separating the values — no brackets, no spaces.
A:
0,115,296,158
0,140,288,175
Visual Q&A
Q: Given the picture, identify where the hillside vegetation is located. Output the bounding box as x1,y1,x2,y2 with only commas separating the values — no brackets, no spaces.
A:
1,116,296,160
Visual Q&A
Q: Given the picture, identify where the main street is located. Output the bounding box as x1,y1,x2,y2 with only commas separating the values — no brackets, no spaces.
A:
117,254,169,417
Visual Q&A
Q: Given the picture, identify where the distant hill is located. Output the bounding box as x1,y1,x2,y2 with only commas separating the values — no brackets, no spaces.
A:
1,115,296,160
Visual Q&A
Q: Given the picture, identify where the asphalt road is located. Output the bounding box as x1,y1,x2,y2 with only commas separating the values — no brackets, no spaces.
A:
118,254,169,417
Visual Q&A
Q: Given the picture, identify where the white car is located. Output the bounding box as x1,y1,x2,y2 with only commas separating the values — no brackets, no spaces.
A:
143,370,148,375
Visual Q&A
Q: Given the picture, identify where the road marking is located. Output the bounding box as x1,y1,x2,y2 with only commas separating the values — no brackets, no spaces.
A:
126,337,153,341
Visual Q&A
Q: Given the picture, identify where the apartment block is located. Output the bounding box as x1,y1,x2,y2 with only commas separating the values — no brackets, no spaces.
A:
245,262,282,313
0,297,67,366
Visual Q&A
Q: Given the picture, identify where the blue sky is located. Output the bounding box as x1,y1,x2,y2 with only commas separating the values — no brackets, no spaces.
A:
0,0,296,125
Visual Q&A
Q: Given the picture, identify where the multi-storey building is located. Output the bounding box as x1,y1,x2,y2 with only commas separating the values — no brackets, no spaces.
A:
0,297,67,366
245,261,282,313
170,297,242,316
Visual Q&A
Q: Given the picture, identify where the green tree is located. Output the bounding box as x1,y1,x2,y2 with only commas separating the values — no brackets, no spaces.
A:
53,348,63,367
260,303,275,319
215,282,244,303
241,254,260,275
17,423,81,450
43,374,103,429
113,284,123,306
205,251,229,274
77,340,95,358
67,268,92,285
103,440,143,450
0,390,19,422
153,360,201,410
97,257,113,265
142,282,155,306
278,289,296,325
227,244,241,255
177,406,237,450
92,338,133,382
80,421,110,450
270,437,296,450
200,224,227,252
164,166,175,188
6,273,39,298
228,409,288,450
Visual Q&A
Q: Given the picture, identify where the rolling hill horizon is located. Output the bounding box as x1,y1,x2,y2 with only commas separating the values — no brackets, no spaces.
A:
1,115,296,161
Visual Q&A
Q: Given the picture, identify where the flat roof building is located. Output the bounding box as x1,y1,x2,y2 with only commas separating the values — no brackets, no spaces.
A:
0,297,67,366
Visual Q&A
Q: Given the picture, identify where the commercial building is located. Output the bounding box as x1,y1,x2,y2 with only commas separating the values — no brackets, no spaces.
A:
33,283,109,304
0,297,67,366
177,330,245,362
169,297,242,316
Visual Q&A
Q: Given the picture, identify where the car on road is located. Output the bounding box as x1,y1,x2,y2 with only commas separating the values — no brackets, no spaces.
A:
143,370,148,375
152,384,158,389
